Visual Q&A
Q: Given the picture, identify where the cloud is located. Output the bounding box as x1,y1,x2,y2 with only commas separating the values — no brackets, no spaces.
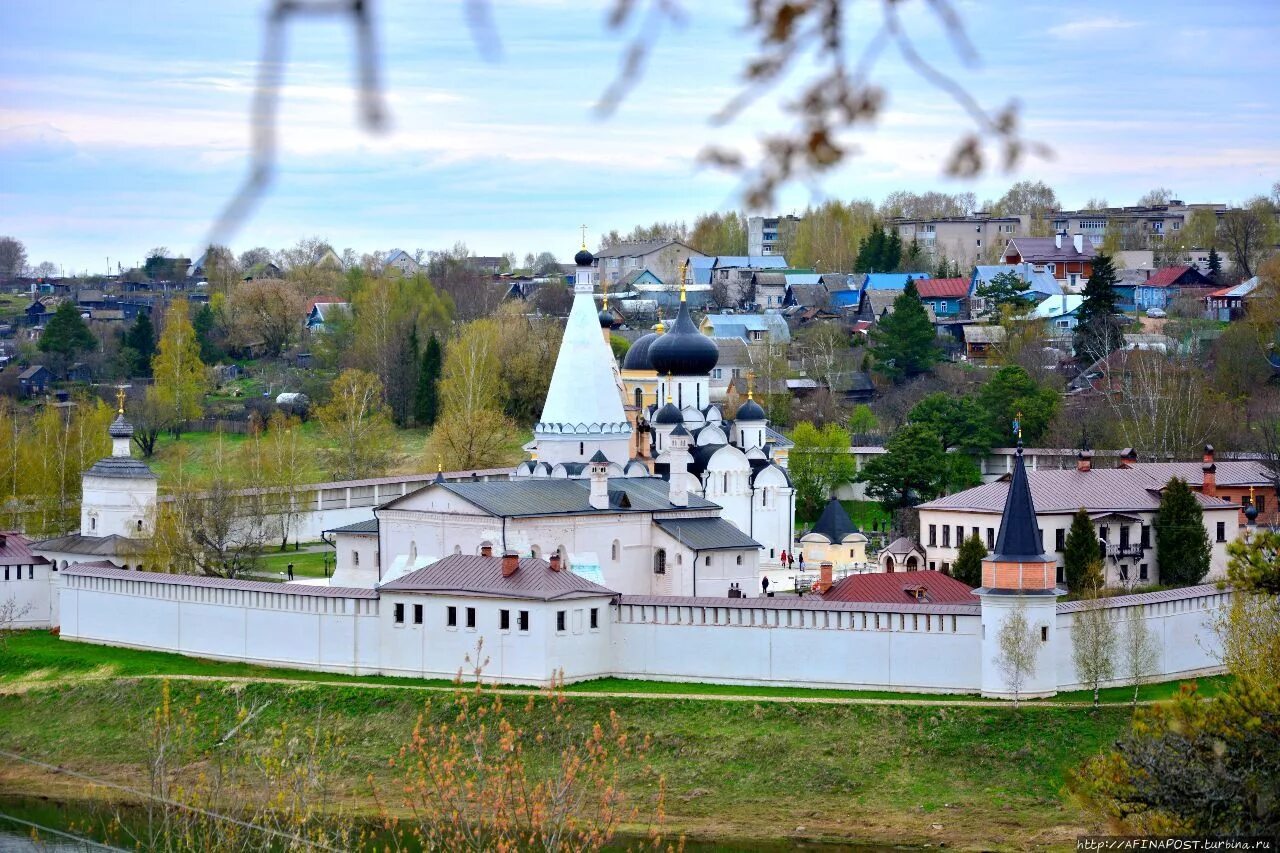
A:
1047,17,1139,39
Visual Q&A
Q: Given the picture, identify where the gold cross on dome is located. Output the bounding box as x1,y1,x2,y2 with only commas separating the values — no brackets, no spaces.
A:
580,224,589,249
115,386,126,415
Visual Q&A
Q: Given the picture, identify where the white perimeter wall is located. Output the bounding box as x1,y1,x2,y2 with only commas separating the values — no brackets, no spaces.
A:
2,562,56,628
59,574,380,675
611,601,983,693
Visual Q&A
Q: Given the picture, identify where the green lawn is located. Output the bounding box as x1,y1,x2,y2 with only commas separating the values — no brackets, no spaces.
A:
256,548,333,579
0,631,1231,706
840,499,893,534
0,669,1137,847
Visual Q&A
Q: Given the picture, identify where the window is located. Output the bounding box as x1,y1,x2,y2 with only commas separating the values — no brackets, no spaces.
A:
704,555,711,566
500,609,510,630
28,566,34,579
1259,495,1267,513
712,368,722,379
590,608,599,629
955,526,964,548
975,239,982,248
353,551,359,566
972,527,980,542
466,607,476,628
1141,524,1151,547
611,540,620,562
556,610,566,632
1119,564,1129,582
90,517,96,531
941,300,949,312
1055,529,1065,552
928,524,937,547
413,604,423,625
447,606,457,627
518,610,529,632
137,519,143,531
654,549,666,574
987,528,995,549
1216,522,1226,542
736,554,743,565
1057,564,1065,584
1139,563,1149,581
1099,525,1110,543
1040,626,1048,642
394,603,405,624
942,526,951,548
579,441,584,456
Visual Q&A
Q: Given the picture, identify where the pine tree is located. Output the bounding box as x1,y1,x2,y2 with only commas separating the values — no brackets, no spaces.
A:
123,311,156,377
414,334,442,427
869,280,940,382
885,230,902,271
952,533,986,587
1074,253,1124,364
38,300,97,372
977,269,1034,311
1206,247,1222,283
1063,507,1099,592
1155,477,1211,586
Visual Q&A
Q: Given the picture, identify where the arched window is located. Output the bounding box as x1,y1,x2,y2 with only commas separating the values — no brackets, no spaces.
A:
635,387,643,408
137,519,143,531
90,516,96,531
611,540,620,562
885,555,895,573
723,472,729,493
653,549,666,575
580,442,585,456
353,551,360,566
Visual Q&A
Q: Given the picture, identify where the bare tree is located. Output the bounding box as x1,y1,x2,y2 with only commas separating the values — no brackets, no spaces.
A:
1071,566,1117,707
1102,350,1223,459
0,595,34,650
1219,201,1277,279
1121,604,1159,707
995,601,1039,707
0,237,28,279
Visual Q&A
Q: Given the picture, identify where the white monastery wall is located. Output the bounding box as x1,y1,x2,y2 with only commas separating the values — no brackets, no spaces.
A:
2,561,56,629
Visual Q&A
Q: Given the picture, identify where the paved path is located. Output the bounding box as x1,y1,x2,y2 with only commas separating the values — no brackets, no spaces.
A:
0,670,1143,708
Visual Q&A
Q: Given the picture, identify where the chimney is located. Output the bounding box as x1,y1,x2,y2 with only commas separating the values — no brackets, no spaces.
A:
817,561,834,594
667,426,691,508
1072,233,1083,254
549,553,562,572
1054,232,1063,249
501,550,519,577
480,543,493,558
1202,457,1217,497
588,452,610,510
1119,447,1137,469
1202,444,1215,465
1076,449,1092,473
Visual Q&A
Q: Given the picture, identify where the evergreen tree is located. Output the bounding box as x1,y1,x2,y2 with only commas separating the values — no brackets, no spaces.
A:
1206,247,1222,283
885,230,902,271
123,311,156,377
856,423,946,512
414,333,443,427
977,269,1034,312
952,533,986,587
976,365,1060,444
1074,253,1124,364
902,238,924,271
1063,507,1099,592
38,300,97,372
908,392,994,456
1155,477,1212,586
192,302,223,363
869,280,940,382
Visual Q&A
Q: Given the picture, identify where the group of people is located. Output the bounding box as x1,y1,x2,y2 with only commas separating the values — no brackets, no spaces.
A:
760,550,807,596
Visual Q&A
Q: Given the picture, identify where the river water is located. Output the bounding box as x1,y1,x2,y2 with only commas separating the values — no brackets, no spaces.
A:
0,795,905,852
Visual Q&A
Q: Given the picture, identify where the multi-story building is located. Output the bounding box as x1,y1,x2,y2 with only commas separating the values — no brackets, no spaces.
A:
1000,234,1096,291
592,240,705,289
1049,201,1227,251
890,215,1024,268
747,214,801,256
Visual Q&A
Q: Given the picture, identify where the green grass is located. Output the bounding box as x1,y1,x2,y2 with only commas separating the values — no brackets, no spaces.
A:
0,631,1232,706
256,548,332,579
840,499,893,534
0,669,1139,846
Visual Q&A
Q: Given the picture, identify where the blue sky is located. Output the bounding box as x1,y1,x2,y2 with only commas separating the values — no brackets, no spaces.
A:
2,0,1277,273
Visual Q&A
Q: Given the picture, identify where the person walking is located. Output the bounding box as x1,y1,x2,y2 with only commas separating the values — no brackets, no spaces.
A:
762,576,770,595
287,562,294,581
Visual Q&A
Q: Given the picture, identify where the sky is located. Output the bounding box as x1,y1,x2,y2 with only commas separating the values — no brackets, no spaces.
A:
2,0,1278,274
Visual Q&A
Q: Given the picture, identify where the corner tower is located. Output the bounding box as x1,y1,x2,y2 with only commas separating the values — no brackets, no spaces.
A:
80,391,158,538
977,442,1061,699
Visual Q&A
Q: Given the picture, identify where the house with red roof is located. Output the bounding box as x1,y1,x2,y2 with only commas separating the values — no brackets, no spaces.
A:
1000,234,1096,290
821,569,977,605
1134,265,1211,311
913,277,970,319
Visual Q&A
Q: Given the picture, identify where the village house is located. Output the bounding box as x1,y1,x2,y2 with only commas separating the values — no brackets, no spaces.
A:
1000,234,1096,291
383,249,421,277
1133,265,1213,311
913,277,970,321
593,240,705,290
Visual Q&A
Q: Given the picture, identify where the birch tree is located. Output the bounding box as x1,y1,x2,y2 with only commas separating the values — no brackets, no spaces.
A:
1121,605,1160,706
315,369,395,480
995,600,1039,707
1071,562,1116,707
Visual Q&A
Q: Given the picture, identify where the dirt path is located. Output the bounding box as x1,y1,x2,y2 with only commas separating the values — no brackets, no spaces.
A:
0,670,1132,708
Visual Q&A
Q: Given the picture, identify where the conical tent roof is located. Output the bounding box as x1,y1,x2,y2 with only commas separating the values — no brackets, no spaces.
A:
536,285,630,435
991,447,1045,561
809,498,857,543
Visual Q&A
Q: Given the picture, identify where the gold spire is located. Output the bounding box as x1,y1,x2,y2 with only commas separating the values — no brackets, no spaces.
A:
602,276,608,311
677,258,690,303
437,459,443,473
115,387,126,416
655,309,665,333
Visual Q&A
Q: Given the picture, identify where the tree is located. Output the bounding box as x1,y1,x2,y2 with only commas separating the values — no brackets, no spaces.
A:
1103,352,1222,460
854,224,902,272
123,311,156,377
441,317,506,420
0,237,27,278
856,423,946,512
1073,253,1124,365
1071,679,1280,837
315,369,396,480
1071,560,1116,706
148,299,207,437
788,421,855,520
192,301,225,363
976,365,1059,445
414,333,443,427
994,600,1038,707
952,533,985,587
1063,507,1098,593
1219,199,1277,279
689,211,748,256
1227,528,1280,595
228,278,306,357
1206,246,1223,282
787,200,877,271
238,246,273,270
38,300,97,374
1136,187,1174,207
1121,605,1160,706
530,251,562,276
976,269,1033,312
868,280,940,381
428,407,517,471
1154,478,1211,586
259,411,309,551
988,180,1058,220
128,390,168,458
908,392,994,456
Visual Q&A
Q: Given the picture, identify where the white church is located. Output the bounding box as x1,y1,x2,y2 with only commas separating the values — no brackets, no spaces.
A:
0,243,1231,697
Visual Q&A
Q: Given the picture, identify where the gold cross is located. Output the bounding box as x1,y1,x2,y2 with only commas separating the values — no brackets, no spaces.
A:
580,224,589,249
115,387,126,415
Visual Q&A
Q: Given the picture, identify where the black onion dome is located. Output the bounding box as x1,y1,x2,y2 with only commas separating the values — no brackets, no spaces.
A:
648,300,718,376
736,398,766,421
653,402,683,424
622,331,660,370
598,308,614,328
574,248,594,266
1245,502,1259,523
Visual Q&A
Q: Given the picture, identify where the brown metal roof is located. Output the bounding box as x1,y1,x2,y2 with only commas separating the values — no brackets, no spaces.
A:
918,467,1239,514
61,563,379,598
380,554,617,601
823,570,978,604
0,532,50,566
